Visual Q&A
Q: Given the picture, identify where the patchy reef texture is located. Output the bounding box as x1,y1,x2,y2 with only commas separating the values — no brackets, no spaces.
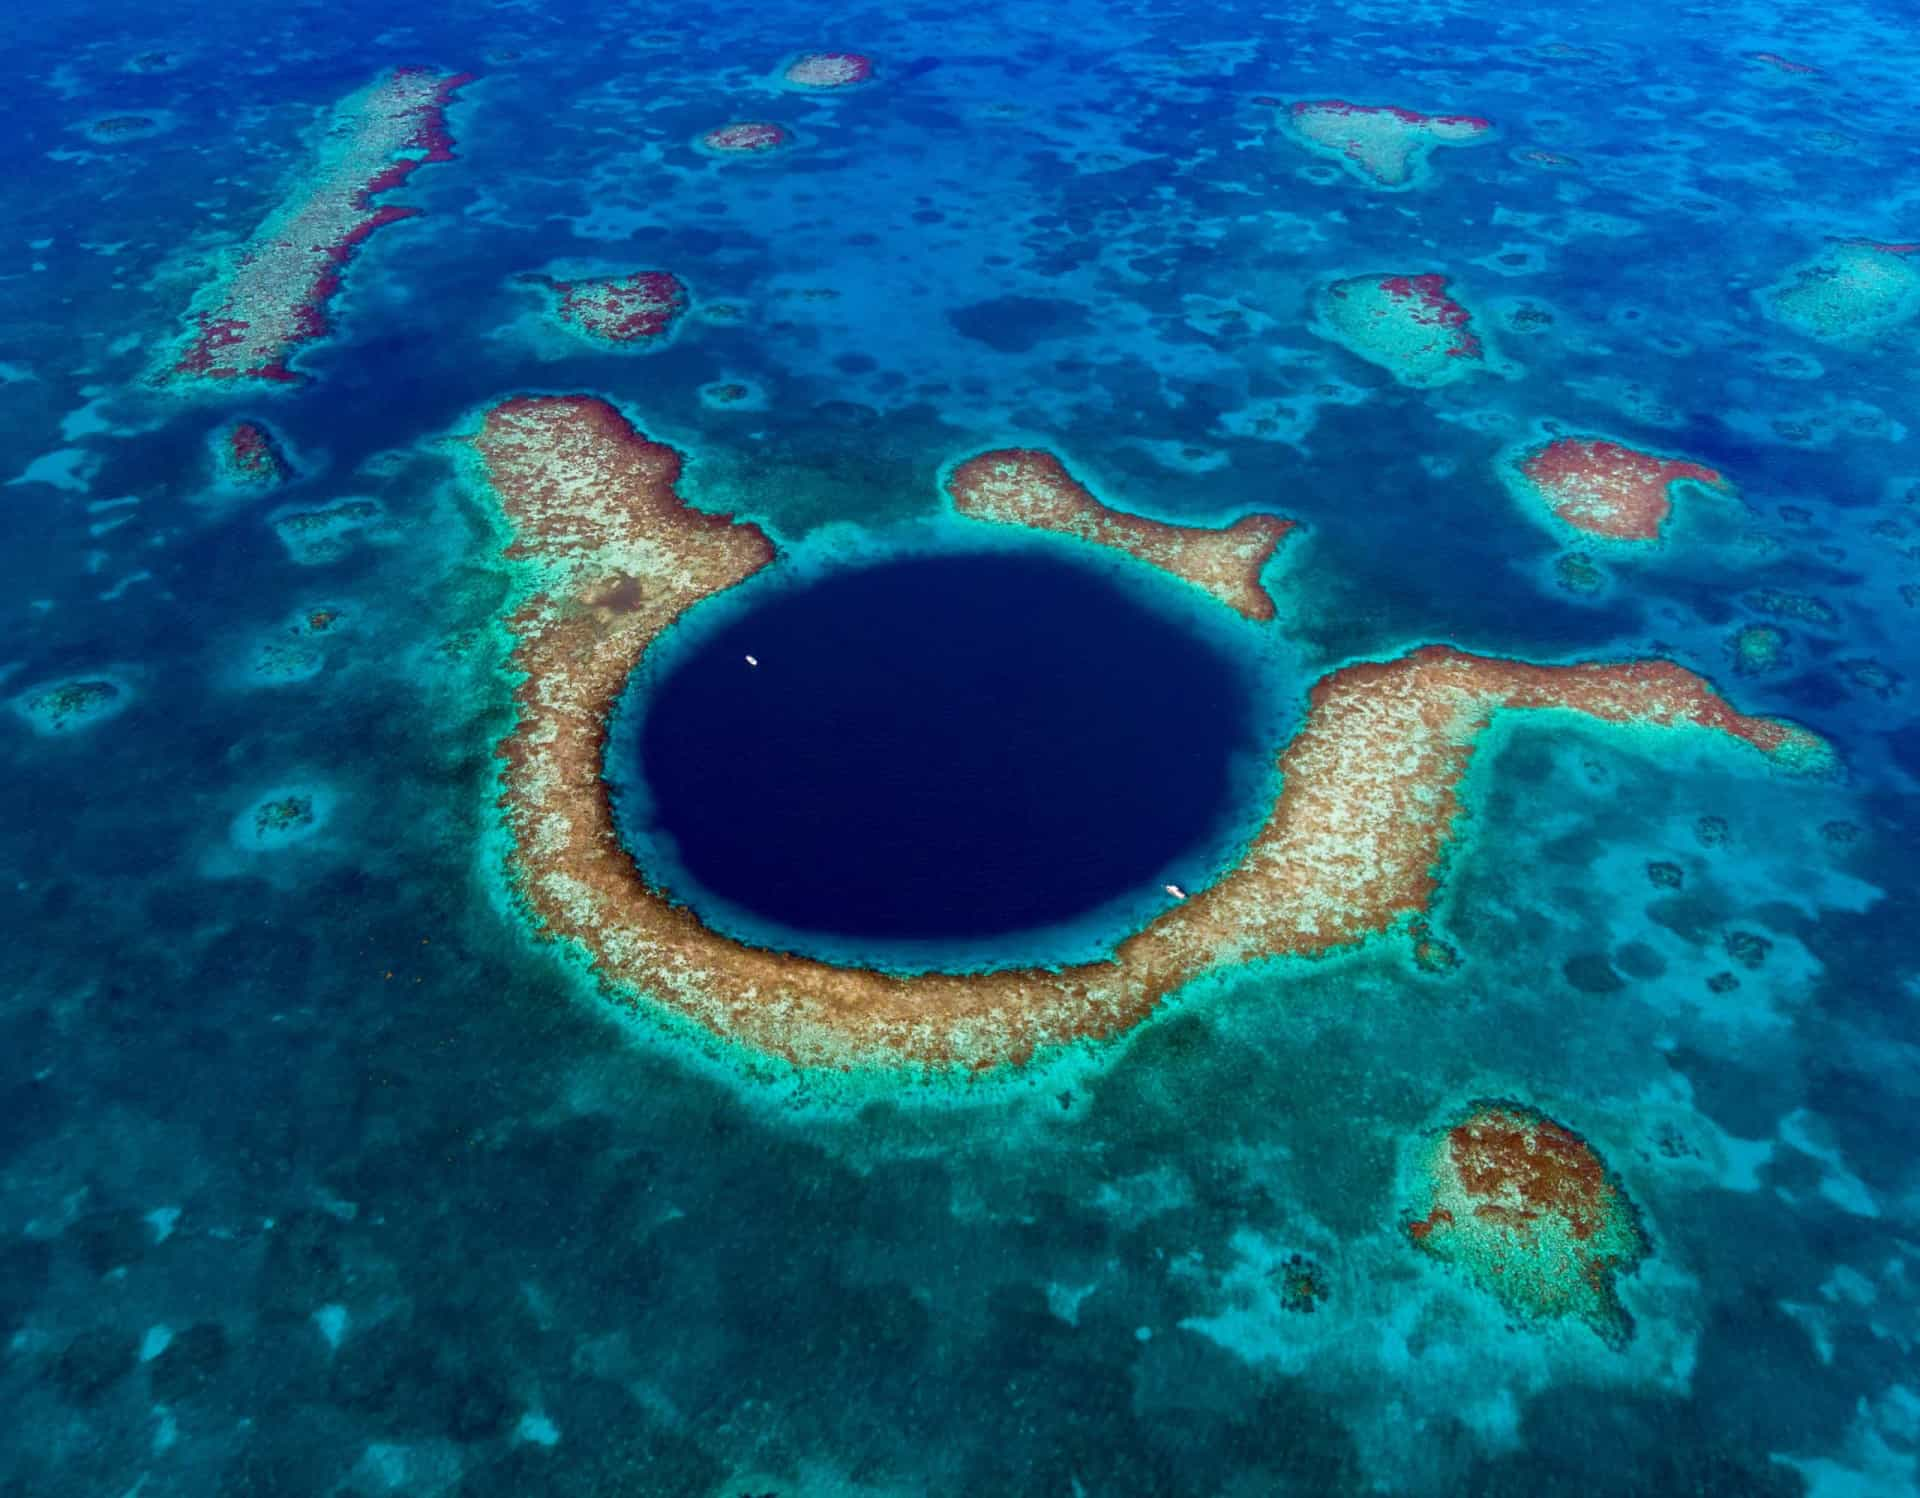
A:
231,786,334,851
523,269,688,347
11,676,129,735
1313,273,1489,387
1284,100,1491,189
1500,435,1732,543
473,394,1825,1072
272,498,381,565
1730,622,1790,676
945,449,1292,622
698,122,791,155
160,67,470,386
1407,1102,1649,1346
1762,239,1920,343
781,52,874,90
214,418,294,489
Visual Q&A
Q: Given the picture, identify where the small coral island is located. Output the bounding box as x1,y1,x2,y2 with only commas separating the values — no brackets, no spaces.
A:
1500,435,1732,543
1408,1102,1648,1345
214,419,295,488
1313,273,1492,387
1284,100,1491,189
523,269,689,346
780,52,874,90
698,122,792,156
470,394,1825,1072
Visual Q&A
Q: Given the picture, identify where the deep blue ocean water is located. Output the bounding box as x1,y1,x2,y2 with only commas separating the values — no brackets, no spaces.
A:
620,549,1263,965
1,1,1917,1494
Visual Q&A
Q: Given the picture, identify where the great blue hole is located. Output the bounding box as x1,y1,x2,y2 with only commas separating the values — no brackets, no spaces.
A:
609,549,1266,966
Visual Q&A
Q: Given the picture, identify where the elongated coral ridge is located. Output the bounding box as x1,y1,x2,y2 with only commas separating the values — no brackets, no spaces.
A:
161,67,470,385
946,449,1293,621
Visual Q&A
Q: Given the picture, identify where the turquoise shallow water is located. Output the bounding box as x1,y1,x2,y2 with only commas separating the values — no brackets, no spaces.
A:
2,1,1918,1494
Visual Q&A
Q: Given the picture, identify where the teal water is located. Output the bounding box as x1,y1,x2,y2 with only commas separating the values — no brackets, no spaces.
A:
1,2,1917,1495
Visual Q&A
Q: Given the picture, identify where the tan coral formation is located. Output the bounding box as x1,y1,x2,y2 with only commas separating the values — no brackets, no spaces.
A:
946,448,1293,621
474,395,1822,1071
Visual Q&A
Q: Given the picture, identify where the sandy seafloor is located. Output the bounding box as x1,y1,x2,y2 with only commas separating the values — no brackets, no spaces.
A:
3,0,1919,1493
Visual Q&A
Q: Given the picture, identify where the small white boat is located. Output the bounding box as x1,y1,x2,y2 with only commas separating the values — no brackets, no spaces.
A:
1164,883,1187,901
744,654,759,667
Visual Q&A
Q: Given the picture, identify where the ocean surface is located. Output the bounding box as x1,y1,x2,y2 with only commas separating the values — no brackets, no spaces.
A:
2,0,1917,1494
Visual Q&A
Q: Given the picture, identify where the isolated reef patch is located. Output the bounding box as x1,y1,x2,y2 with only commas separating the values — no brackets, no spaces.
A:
472,396,1826,1072
231,785,336,851
213,418,295,490
521,269,688,347
697,122,792,156
11,675,131,735
1312,273,1495,387
780,52,874,90
158,67,470,386
1498,435,1732,543
1407,1101,1648,1346
1762,239,1920,343
1283,100,1491,189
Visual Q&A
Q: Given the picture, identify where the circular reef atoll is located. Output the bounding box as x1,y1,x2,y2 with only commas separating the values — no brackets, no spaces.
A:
523,269,688,347
780,52,873,90
159,67,470,387
471,395,1828,1072
1762,238,1920,343
1313,273,1492,387
698,121,792,156
1407,1101,1648,1346
1283,100,1491,189
1499,434,1732,543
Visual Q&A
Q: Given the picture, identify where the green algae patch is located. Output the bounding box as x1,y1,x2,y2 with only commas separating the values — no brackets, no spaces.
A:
1407,1100,1648,1346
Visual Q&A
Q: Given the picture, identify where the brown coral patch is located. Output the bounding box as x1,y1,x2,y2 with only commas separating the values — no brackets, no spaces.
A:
946,449,1292,621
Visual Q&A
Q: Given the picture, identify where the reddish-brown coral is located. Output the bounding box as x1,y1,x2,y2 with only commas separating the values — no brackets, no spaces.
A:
1506,436,1731,542
163,68,470,385
474,397,1825,1071
1286,100,1491,188
1408,1102,1648,1343
945,449,1292,621
529,270,688,345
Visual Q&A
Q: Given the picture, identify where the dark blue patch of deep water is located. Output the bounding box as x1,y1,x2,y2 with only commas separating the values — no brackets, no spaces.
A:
616,549,1262,956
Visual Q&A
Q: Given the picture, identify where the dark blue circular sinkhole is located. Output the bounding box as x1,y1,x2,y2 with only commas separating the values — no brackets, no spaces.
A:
611,549,1266,963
